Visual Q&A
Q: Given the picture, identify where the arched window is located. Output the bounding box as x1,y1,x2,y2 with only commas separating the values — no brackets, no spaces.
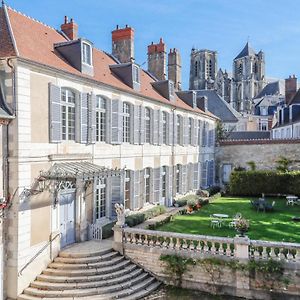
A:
123,102,131,143
188,118,193,144
95,178,106,219
61,88,76,141
253,62,258,73
144,168,151,203
96,96,106,142
176,164,181,193
161,166,167,199
145,107,151,143
177,115,181,144
162,111,167,144
194,61,198,77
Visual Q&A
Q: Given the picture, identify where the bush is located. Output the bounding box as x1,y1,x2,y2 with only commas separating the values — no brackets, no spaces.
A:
199,198,209,206
101,222,116,239
144,205,166,219
125,213,145,227
207,186,221,196
229,170,300,196
174,199,188,207
187,198,197,208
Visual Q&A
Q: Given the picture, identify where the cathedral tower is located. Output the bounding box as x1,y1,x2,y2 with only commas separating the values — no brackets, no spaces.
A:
189,49,217,90
232,42,265,112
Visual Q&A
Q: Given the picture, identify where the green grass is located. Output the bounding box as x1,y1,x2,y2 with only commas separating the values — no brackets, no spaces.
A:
157,196,300,243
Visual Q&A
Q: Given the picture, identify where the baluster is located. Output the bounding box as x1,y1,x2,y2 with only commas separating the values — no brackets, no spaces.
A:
175,238,181,250
203,240,209,254
218,243,224,256
211,241,216,255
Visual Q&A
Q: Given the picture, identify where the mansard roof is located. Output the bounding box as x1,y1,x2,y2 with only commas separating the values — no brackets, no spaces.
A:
196,90,241,123
234,42,256,60
0,5,216,120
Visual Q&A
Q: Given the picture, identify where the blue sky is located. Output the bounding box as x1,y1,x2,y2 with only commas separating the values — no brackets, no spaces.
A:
7,0,300,89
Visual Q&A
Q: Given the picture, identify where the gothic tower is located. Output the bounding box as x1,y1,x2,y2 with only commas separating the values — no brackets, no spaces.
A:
232,42,265,112
189,49,217,90
214,69,232,104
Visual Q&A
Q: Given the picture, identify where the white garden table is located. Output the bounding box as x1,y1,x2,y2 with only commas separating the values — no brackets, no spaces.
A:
286,195,298,206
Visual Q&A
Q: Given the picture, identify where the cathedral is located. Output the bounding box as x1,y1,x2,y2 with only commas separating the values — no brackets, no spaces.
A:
189,42,266,113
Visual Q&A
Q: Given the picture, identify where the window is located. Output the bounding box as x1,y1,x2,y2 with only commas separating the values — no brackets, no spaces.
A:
169,82,175,96
61,88,75,141
194,61,198,77
133,65,140,83
260,107,268,116
162,166,167,199
124,170,131,209
144,168,151,203
238,63,243,75
82,42,92,65
162,112,167,144
176,164,181,193
145,107,151,143
96,96,106,142
177,115,181,144
123,102,131,142
95,178,106,219
188,118,192,144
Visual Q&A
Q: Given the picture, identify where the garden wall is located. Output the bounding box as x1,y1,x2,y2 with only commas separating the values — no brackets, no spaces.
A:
114,227,300,300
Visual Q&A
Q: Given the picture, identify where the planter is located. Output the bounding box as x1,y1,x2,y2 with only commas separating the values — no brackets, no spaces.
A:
237,229,247,237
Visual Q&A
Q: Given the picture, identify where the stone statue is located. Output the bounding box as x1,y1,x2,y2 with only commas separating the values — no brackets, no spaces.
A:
115,203,125,227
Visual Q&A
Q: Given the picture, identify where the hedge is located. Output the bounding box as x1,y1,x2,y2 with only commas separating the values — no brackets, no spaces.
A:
229,170,300,196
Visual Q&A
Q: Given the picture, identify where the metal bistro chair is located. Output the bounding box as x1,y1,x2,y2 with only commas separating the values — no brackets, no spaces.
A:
229,213,242,228
210,215,221,229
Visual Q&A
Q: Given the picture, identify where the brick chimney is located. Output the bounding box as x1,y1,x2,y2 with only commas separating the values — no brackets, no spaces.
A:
285,74,297,105
112,25,134,63
168,48,182,90
147,38,166,81
61,16,78,40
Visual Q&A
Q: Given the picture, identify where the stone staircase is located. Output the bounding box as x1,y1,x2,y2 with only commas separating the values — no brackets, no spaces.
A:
18,246,161,300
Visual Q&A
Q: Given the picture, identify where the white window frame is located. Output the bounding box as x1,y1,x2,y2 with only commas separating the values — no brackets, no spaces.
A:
82,42,92,65
95,178,106,220
145,107,151,143
96,96,106,142
61,88,76,141
133,65,140,83
123,102,131,143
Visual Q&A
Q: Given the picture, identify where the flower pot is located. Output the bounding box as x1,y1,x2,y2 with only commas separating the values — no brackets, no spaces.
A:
237,229,247,237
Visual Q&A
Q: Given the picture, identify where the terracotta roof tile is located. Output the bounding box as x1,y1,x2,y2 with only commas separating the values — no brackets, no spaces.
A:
5,7,215,118
0,7,16,57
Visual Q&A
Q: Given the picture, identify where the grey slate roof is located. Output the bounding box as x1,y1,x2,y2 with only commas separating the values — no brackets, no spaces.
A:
255,81,284,99
196,90,241,123
234,42,256,60
227,131,270,140
290,88,300,105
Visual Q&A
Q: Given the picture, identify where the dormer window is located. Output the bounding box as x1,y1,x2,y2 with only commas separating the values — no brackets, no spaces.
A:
133,65,140,83
169,82,175,97
82,42,92,65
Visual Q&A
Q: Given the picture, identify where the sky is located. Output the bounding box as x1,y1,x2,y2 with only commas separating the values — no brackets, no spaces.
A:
6,0,300,89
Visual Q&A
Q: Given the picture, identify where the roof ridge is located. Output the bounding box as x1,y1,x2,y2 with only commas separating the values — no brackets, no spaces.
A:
6,5,57,31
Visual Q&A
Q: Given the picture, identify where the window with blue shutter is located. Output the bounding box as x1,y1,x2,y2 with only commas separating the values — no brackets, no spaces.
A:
201,161,208,188
62,88,76,141
158,110,162,145
49,83,61,143
153,167,161,203
175,164,182,194
193,163,199,190
208,160,215,186
167,113,173,145
182,165,187,193
132,170,140,209
188,163,194,191
202,122,207,147
153,110,159,145
131,104,140,144
111,99,122,144
77,92,88,144
140,106,145,144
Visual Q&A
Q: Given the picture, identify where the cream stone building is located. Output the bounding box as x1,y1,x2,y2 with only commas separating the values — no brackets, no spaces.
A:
0,4,216,299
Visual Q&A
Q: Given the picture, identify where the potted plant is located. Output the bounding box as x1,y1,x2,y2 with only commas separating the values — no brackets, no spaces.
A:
235,218,249,237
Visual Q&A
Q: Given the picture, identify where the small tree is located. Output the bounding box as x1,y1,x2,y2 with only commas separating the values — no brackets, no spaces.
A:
216,121,230,141
246,161,256,171
276,156,291,173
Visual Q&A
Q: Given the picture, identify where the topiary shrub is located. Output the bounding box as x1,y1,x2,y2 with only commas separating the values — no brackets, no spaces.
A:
174,199,188,207
102,222,116,239
207,186,221,196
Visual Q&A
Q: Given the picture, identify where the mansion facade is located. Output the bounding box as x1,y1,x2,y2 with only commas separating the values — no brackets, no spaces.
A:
0,4,216,299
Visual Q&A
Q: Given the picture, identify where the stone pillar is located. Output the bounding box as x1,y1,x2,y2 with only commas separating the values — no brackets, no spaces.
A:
112,225,124,255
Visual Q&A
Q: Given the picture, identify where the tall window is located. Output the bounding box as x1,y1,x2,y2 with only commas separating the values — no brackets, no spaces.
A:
144,168,151,203
145,107,151,143
162,112,167,144
238,63,243,75
96,96,106,142
162,166,167,199
194,61,198,76
176,164,181,193
124,170,131,209
123,102,131,142
95,178,106,219
188,118,192,144
82,42,92,65
177,115,181,144
61,88,75,141
133,65,140,83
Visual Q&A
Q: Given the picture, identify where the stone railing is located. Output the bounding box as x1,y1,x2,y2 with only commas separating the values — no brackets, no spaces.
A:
113,226,300,264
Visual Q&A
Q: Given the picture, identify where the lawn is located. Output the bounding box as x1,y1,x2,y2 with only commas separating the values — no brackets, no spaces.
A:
157,196,300,243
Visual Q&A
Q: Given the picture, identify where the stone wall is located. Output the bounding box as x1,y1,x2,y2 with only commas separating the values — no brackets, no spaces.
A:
216,139,300,184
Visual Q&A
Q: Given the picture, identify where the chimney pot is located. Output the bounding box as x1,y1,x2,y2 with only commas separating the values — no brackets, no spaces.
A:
116,25,119,29
64,16,68,24
125,24,128,28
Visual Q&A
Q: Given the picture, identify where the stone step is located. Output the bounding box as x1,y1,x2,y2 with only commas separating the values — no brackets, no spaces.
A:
24,274,152,297
37,264,137,283
42,259,131,277
49,255,124,270
31,268,144,290
120,281,162,300
54,251,118,264
59,247,112,258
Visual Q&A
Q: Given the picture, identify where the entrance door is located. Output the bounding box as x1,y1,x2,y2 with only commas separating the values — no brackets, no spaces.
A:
59,191,75,248
223,164,232,183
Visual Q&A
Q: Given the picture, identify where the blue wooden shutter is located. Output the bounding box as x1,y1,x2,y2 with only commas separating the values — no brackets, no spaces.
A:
208,160,215,186
201,161,208,188
174,114,178,145
133,170,140,209
202,122,207,147
179,116,184,146
139,169,145,207
193,163,199,190
166,166,173,206
158,110,162,145
77,92,88,144
188,163,193,191
111,99,122,144
153,167,161,203
178,164,183,194
111,175,124,220
182,165,187,193
49,83,61,143
132,105,140,144
153,110,159,145
192,119,197,146
140,106,145,144
105,98,111,144
167,112,173,145
88,93,96,144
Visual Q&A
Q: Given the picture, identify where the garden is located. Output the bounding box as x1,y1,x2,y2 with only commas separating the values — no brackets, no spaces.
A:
156,196,300,243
